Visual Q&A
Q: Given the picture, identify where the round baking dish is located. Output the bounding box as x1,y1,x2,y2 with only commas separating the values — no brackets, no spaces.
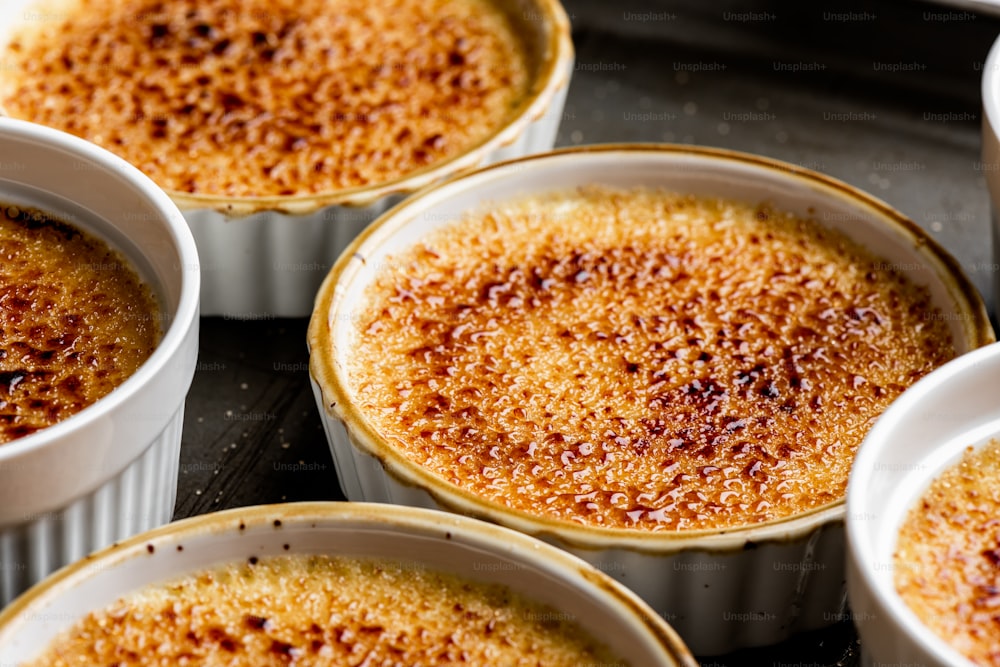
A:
0,502,697,666
0,0,573,317
847,341,1000,667
0,118,200,604
307,144,994,654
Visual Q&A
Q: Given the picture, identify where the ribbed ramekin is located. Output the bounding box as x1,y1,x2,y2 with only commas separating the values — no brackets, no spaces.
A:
0,118,200,604
0,0,573,318
308,144,994,655
0,502,698,666
847,342,1000,667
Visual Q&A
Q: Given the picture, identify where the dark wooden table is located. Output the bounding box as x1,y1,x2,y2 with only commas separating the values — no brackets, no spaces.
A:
174,1,1000,663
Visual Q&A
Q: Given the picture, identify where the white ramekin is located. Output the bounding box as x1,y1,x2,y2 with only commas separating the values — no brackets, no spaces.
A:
0,118,200,604
308,144,994,655
0,0,573,317
847,341,1000,667
0,502,698,666
981,35,1000,319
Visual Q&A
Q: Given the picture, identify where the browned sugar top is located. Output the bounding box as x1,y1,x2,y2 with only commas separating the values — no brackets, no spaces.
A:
0,204,159,444
348,187,955,532
1,0,529,197
28,554,623,667
895,438,1000,666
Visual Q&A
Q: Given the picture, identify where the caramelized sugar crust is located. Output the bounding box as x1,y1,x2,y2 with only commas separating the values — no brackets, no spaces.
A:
0,204,159,443
29,555,622,666
1,0,529,197
895,439,1000,666
349,187,955,531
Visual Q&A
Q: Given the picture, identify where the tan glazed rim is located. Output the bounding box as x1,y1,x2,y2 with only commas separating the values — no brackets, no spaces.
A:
156,0,574,216
308,143,995,554
0,502,700,667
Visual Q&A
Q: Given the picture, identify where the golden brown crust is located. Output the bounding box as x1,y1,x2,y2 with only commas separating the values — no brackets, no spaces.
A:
349,187,955,532
895,439,1000,666
0,203,159,443
1,0,529,197
28,555,622,666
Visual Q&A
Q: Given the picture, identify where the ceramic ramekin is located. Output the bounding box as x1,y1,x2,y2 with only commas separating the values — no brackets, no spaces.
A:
0,118,200,604
308,144,994,655
982,36,1000,320
0,502,697,666
847,342,1000,667
0,0,573,317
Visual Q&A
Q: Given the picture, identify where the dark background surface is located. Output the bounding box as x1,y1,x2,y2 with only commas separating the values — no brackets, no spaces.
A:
174,1,1000,663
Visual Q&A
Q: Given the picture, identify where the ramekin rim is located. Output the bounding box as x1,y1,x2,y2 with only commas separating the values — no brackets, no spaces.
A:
308,142,993,553
0,501,698,667
0,117,201,462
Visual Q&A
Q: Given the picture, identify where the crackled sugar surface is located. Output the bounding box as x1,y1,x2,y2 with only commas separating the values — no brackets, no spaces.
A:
2,0,529,197
349,186,955,531
0,203,159,444
28,555,622,666
895,438,1000,666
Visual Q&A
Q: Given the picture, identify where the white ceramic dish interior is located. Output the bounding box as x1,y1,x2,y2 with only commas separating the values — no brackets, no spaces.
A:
309,144,994,655
0,0,573,317
0,502,698,667
847,341,1000,667
0,117,200,604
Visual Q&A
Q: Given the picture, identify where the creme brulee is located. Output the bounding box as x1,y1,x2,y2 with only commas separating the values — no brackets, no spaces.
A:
347,186,955,532
0,203,159,443
0,0,530,197
27,555,622,666
895,438,1000,666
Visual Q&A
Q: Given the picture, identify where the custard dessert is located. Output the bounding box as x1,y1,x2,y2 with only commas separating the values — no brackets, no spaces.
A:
895,438,1000,666
347,186,955,532
0,202,159,443
28,554,622,666
0,0,530,197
